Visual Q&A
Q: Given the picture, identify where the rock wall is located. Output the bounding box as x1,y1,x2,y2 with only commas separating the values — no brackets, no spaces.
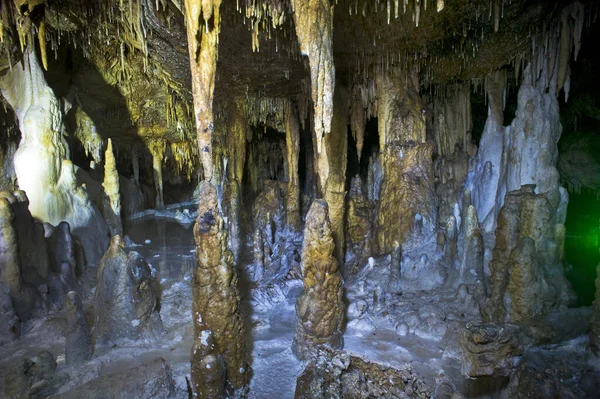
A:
591,264,600,356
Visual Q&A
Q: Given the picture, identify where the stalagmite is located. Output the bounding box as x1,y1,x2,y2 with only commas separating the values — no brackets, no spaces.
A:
485,185,574,323
345,176,373,275
285,101,301,232
65,291,92,366
94,235,163,345
460,206,484,286
376,68,436,254
444,216,457,266
293,199,344,360
0,49,109,264
592,264,600,356
290,0,335,153
102,139,122,236
149,141,165,209
192,181,247,392
184,0,223,181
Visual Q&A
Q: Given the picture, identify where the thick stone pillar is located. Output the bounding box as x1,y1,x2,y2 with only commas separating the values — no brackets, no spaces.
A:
192,182,247,394
292,199,344,360
375,69,436,254
149,141,165,210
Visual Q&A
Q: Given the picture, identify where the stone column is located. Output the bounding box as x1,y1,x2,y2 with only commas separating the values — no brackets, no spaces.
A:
149,141,165,210
285,102,301,232
292,199,344,360
375,68,436,254
192,182,247,394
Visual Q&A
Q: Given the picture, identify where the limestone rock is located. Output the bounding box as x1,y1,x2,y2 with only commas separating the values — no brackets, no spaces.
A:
293,199,344,359
65,291,92,366
192,181,247,391
54,358,175,399
4,351,69,399
294,348,432,399
93,235,162,345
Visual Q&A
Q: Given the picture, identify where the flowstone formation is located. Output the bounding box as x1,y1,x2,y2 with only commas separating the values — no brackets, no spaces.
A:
0,50,109,265
191,181,247,394
93,235,163,345
293,199,344,360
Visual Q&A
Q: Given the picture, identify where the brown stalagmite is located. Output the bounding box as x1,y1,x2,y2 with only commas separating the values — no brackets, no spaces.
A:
102,139,122,236
375,68,435,254
192,181,247,393
290,0,335,153
292,199,344,360
184,0,223,181
285,101,301,232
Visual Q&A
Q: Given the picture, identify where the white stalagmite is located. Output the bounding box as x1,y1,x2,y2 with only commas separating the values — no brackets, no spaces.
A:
0,49,109,265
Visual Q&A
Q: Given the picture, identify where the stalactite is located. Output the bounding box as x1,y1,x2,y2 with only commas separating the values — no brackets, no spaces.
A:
184,0,223,182
102,139,123,236
350,83,366,162
149,141,165,209
290,0,335,154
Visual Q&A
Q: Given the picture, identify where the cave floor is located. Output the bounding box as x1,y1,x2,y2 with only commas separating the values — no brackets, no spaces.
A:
0,210,594,398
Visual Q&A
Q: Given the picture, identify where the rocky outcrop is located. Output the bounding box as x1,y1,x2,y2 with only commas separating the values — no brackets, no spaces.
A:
192,181,247,393
93,235,162,345
65,291,92,366
294,348,432,399
460,308,590,377
293,199,344,359
54,358,175,399
3,351,69,399
485,185,574,323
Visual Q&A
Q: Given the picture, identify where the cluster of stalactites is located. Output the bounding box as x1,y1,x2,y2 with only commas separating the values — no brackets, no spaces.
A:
430,82,472,158
215,95,289,133
237,0,295,53
350,77,377,161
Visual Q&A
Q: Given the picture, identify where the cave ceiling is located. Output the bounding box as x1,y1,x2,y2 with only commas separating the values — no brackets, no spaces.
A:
0,0,588,144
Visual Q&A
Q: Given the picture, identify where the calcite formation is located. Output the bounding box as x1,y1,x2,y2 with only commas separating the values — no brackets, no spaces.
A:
102,139,122,236
485,185,574,323
460,205,484,285
345,176,373,275
293,199,344,360
375,69,436,253
93,235,163,345
192,181,247,392
184,0,223,181
65,291,92,366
